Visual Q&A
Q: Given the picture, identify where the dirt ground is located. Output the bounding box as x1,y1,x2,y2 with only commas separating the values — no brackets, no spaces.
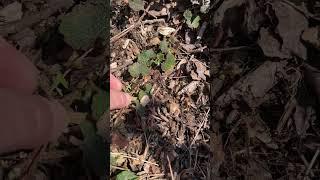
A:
111,0,320,180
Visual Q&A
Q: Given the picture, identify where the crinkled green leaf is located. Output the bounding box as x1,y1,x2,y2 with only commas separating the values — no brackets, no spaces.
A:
51,71,69,96
138,49,156,65
128,63,150,77
183,9,201,29
128,0,144,11
116,170,138,180
161,52,176,72
160,39,169,53
183,10,193,21
153,53,164,66
138,90,147,100
59,3,107,50
91,90,108,121
144,83,153,94
189,16,200,29
82,134,107,176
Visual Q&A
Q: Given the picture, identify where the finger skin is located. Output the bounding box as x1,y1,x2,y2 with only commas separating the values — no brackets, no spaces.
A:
110,89,131,110
110,74,122,90
0,37,38,94
0,89,67,154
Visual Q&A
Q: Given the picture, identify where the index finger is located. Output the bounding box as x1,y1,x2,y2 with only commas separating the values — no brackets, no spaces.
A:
0,37,38,94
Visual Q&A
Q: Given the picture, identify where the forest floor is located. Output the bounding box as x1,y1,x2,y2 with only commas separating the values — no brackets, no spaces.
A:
111,0,320,180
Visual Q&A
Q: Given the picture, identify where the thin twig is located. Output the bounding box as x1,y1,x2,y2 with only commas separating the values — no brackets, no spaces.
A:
276,98,297,132
142,19,166,25
20,146,44,180
300,154,315,177
111,152,159,166
210,46,250,52
197,22,208,40
110,165,127,171
305,148,320,178
191,109,210,146
167,155,175,180
188,46,208,53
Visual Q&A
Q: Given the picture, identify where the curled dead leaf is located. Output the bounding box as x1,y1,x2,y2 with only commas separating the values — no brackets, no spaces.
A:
158,27,176,36
178,81,199,96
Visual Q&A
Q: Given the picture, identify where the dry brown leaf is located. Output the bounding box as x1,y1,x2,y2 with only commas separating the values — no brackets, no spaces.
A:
194,60,207,81
148,7,168,17
178,81,199,96
247,160,273,180
168,101,180,117
180,43,197,52
271,1,308,59
216,61,286,108
158,26,176,36
111,132,129,149
302,27,320,50
0,2,23,23
247,114,278,149
149,37,161,46
190,70,201,80
214,0,247,25
246,0,265,34
293,105,309,136
258,27,290,59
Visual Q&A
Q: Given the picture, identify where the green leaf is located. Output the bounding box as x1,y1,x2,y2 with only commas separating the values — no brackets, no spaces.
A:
54,72,69,89
110,153,126,167
128,0,144,12
82,134,108,176
134,100,146,117
183,9,201,29
153,53,164,66
161,52,176,72
128,63,150,77
116,170,138,180
80,120,96,138
160,39,169,53
51,71,69,96
183,10,193,21
138,49,156,65
91,90,109,121
189,16,200,29
144,84,153,94
59,3,107,50
138,90,147,100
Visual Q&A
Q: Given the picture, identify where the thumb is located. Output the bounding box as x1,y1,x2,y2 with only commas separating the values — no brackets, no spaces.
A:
0,89,67,154
110,89,132,110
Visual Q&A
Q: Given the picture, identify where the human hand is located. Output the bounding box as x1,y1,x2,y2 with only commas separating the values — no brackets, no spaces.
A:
0,37,66,154
110,74,132,110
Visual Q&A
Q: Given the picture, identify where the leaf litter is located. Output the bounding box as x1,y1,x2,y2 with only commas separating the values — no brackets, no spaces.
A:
112,0,320,179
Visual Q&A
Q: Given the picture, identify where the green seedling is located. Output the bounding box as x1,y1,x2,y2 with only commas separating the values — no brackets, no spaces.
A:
183,9,201,29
